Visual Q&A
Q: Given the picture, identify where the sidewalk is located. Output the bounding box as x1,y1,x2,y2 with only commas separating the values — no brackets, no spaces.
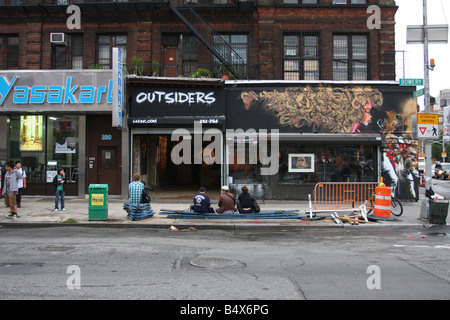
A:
0,195,442,230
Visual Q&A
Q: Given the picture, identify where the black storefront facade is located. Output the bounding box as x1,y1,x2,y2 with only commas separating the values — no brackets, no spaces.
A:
127,78,418,201
127,77,226,192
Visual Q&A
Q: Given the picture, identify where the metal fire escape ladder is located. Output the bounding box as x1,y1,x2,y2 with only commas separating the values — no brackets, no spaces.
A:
166,0,245,79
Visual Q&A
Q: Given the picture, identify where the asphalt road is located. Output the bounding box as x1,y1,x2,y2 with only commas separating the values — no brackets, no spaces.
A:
0,225,448,304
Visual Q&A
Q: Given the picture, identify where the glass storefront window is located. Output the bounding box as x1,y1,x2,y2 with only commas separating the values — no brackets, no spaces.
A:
7,115,79,184
278,143,376,184
8,115,46,183
46,116,79,183
228,142,268,184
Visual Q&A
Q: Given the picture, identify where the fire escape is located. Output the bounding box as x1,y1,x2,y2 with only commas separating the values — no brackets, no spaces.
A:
166,0,248,79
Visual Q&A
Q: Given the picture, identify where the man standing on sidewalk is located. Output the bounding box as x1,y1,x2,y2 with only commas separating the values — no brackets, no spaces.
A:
15,161,26,208
2,161,23,219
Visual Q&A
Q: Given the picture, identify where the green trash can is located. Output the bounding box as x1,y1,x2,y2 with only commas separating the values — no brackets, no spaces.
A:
429,198,449,225
88,184,108,221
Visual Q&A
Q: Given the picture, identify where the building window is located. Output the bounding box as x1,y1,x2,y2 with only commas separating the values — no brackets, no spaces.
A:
332,0,366,4
52,34,83,69
283,32,319,80
278,143,376,184
0,35,19,69
7,115,79,184
182,34,198,77
213,34,248,78
333,34,368,81
97,34,127,69
283,0,318,3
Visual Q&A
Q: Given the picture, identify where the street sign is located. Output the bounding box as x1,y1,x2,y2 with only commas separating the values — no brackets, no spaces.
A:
407,24,449,44
399,78,424,86
417,113,439,139
413,88,425,98
417,114,439,125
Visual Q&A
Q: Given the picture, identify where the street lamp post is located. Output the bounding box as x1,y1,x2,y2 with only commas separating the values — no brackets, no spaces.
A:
423,0,433,190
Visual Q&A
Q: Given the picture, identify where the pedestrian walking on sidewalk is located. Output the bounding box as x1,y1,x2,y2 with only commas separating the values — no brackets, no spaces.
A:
53,168,67,211
2,161,23,219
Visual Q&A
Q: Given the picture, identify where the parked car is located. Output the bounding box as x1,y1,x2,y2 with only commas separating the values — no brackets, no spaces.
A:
432,164,436,178
434,162,450,179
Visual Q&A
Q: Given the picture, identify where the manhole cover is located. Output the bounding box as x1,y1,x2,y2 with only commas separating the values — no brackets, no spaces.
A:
190,257,237,268
34,245,75,252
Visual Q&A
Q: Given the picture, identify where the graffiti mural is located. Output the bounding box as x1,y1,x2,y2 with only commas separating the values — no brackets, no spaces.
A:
227,84,419,200
230,85,415,135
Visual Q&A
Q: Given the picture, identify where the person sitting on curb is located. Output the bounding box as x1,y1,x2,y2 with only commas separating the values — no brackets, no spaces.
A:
216,186,237,214
191,186,215,213
128,173,144,205
237,186,260,214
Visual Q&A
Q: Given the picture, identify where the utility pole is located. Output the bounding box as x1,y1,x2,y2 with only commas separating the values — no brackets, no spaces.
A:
423,0,432,190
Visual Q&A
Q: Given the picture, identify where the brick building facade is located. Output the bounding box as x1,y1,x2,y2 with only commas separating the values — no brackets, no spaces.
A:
2,0,412,200
1,0,397,81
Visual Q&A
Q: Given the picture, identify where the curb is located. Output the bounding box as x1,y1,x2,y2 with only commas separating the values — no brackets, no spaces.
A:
0,220,428,231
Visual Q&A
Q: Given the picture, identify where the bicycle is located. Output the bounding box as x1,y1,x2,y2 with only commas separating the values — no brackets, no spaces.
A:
366,191,403,217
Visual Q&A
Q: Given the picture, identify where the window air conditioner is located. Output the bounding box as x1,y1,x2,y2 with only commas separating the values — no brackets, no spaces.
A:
50,33,67,46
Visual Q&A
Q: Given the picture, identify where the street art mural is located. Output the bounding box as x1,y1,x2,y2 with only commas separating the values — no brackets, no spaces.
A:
230,85,416,135
227,84,419,200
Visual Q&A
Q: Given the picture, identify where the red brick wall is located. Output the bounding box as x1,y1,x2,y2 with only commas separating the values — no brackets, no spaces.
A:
0,1,397,80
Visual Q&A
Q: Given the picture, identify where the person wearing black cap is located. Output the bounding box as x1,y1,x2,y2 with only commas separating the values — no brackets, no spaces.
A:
191,186,214,213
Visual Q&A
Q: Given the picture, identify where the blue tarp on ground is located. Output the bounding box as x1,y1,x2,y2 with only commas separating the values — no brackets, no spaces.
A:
123,202,155,221
159,209,316,219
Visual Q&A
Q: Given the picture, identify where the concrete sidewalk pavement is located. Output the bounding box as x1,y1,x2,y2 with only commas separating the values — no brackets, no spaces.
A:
1,195,443,230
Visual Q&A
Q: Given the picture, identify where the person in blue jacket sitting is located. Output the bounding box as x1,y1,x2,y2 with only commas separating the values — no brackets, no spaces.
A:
191,186,215,213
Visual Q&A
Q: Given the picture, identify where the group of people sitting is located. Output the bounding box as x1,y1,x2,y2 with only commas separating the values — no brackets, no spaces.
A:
129,173,260,214
191,185,260,214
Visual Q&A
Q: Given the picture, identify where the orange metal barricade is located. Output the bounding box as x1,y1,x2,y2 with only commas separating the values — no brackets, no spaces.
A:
313,182,378,210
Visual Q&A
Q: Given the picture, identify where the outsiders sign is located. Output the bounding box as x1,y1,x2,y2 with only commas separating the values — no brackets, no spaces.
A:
0,71,113,112
130,88,225,119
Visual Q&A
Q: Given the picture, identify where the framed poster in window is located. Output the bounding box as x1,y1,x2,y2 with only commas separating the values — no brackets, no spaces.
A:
288,153,314,173
20,115,43,151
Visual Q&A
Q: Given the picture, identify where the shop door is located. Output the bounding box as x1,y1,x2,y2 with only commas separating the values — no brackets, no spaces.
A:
97,146,120,195
163,46,178,77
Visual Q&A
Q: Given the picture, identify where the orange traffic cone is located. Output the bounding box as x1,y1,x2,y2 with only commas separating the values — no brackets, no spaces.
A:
421,174,426,187
369,178,395,221
373,185,391,218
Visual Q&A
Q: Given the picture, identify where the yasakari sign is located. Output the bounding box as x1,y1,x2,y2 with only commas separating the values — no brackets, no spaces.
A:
0,70,113,113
